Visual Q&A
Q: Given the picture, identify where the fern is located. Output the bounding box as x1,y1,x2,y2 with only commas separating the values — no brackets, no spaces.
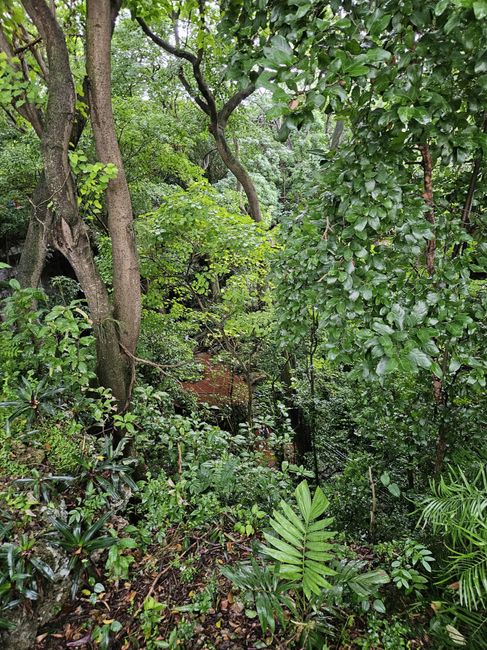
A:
418,463,487,611
418,464,487,546
262,480,336,599
332,560,391,601
220,557,295,635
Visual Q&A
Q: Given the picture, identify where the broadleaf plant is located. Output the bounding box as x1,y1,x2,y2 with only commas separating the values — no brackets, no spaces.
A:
262,480,336,599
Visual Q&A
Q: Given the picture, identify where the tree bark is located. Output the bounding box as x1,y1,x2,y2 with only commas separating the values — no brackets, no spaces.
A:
419,144,436,277
16,172,52,288
211,122,262,222
419,142,447,472
86,0,141,355
54,217,129,403
330,120,344,150
20,0,131,408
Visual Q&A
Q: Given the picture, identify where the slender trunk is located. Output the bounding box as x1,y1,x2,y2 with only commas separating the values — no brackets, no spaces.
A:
368,466,377,542
232,136,246,212
86,0,141,356
211,122,262,222
308,315,320,486
16,173,52,288
419,144,436,277
452,112,487,258
420,143,447,471
330,120,344,150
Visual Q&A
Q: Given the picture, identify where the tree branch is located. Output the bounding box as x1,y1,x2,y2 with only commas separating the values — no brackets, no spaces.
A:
136,16,197,63
191,59,217,122
14,35,41,54
218,84,256,127
452,112,487,258
0,25,44,137
178,66,210,115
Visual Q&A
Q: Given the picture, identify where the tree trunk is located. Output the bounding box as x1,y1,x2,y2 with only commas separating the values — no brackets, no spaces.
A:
16,172,52,289
21,0,132,408
54,218,130,404
211,122,262,222
330,120,344,150
86,0,141,356
419,144,436,277
419,142,447,472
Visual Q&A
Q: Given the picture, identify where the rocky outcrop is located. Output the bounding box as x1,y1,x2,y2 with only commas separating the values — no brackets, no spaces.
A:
0,543,71,650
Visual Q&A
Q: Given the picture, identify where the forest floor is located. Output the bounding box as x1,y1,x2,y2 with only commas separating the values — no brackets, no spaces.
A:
36,522,269,650
34,523,429,650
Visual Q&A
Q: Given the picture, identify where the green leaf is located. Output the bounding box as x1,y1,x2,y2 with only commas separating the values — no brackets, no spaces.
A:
372,322,394,336
473,1,487,19
262,547,302,565
295,480,312,522
434,0,449,15
388,483,401,497
380,472,390,487
262,533,302,560
431,362,444,379
398,106,413,124
309,486,329,519
373,599,386,613
347,64,369,77
408,348,432,369
370,13,392,36
391,304,405,330
270,513,303,547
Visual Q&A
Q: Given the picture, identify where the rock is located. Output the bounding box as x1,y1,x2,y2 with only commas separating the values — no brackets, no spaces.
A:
0,542,71,650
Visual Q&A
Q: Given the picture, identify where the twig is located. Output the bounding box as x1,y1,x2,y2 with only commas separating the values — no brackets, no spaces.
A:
368,466,377,542
119,342,187,374
14,36,42,54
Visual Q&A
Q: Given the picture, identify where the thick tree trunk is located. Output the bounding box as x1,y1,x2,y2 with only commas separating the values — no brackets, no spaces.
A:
54,218,130,404
21,0,131,408
211,123,262,222
16,173,52,288
86,0,141,356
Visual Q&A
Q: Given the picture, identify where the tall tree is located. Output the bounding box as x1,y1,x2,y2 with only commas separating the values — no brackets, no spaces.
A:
133,1,262,222
0,0,141,408
86,0,141,359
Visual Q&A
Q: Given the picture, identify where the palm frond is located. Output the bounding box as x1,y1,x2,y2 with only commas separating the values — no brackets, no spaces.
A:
418,463,487,611
262,480,336,600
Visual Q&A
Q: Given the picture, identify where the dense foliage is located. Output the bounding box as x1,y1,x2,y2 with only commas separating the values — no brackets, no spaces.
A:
0,1,486,648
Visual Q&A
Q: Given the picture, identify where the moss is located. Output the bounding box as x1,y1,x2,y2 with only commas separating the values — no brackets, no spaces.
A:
0,417,88,478
36,420,85,473
0,428,28,477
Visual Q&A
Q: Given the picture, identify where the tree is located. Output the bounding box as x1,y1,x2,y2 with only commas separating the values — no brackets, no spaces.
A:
0,0,141,408
272,0,487,472
132,1,263,222
86,0,141,363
